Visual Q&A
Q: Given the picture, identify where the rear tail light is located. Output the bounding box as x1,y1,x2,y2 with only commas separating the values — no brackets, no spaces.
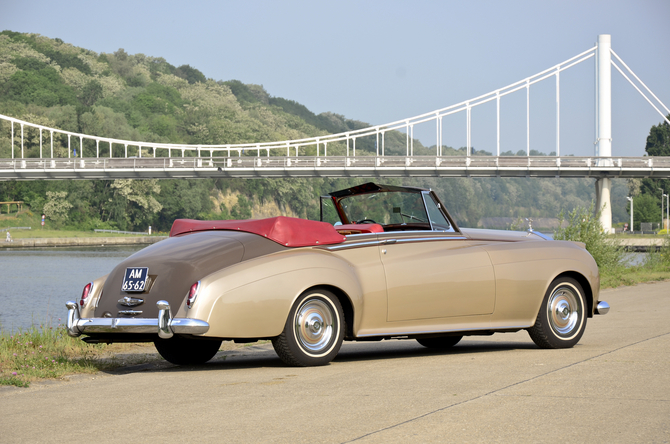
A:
80,282,94,307
186,281,201,309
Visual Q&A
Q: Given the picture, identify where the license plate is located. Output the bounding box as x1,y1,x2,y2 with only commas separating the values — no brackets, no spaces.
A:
122,267,149,293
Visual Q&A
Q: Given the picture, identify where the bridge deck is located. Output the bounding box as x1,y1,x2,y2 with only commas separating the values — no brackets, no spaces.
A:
1,156,669,180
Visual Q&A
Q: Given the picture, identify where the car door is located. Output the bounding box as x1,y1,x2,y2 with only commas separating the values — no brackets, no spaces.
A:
380,232,496,322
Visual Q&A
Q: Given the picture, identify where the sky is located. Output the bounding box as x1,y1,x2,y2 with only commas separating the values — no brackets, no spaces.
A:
2,0,669,157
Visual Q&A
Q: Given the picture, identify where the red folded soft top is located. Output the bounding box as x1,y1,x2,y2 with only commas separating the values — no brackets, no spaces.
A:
169,216,346,247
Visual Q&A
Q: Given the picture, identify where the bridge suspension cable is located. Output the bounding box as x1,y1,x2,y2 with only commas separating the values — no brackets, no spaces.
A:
610,49,670,126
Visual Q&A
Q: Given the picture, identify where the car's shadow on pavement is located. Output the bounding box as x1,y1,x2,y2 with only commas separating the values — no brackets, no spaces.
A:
105,339,540,375
333,340,539,363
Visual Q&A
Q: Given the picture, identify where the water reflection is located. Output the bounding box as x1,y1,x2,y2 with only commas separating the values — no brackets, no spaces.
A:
623,252,646,267
0,246,144,332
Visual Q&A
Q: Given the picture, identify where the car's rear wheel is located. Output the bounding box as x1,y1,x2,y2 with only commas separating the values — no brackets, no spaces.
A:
272,289,345,367
528,277,587,349
416,335,462,349
154,336,222,365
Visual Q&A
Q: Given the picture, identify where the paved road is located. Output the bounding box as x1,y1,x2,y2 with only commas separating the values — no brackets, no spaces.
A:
1,282,669,443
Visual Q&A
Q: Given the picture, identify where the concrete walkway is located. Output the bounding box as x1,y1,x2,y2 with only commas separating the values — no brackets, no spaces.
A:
1,281,668,443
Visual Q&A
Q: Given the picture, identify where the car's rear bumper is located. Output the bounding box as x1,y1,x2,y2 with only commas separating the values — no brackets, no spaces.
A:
65,300,209,339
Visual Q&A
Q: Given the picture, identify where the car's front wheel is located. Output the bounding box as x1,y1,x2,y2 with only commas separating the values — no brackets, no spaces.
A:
528,277,587,349
272,289,345,367
154,336,222,365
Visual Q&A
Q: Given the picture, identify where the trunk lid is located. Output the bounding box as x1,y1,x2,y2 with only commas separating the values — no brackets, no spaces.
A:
96,231,248,319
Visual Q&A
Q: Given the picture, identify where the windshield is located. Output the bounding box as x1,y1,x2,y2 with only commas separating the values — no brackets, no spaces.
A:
338,192,429,226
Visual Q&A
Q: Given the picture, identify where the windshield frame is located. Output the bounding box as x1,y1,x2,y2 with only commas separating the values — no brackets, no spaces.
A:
320,183,460,234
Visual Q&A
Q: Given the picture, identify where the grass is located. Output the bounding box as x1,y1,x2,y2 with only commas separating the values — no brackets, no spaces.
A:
0,321,270,388
601,265,670,288
0,322,149,388
0,211,167,239
602,242,670,288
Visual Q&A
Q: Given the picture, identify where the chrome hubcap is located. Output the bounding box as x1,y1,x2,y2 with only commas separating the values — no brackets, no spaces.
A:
548,286,581,336
295,298,334,354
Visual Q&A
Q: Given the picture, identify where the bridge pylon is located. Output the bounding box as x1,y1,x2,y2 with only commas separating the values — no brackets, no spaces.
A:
595,34,613,233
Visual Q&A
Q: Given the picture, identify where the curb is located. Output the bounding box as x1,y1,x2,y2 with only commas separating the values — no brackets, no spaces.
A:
1,236,167,248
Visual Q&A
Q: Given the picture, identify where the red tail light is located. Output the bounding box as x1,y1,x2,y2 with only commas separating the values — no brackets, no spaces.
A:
186,281,201,309
80,282,93,307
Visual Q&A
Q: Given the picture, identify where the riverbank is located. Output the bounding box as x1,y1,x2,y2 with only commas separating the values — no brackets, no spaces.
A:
1,236,166,248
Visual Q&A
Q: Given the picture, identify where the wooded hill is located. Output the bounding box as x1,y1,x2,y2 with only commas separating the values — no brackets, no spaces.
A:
0,31,633,231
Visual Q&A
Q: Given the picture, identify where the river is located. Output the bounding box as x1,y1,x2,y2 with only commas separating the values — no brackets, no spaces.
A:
0,246,144,332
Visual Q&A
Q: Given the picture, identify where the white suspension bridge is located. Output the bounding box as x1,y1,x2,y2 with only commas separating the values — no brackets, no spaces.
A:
1,35,669,233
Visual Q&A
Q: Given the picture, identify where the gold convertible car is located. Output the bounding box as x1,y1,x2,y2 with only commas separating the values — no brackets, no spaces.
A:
66,183,609,366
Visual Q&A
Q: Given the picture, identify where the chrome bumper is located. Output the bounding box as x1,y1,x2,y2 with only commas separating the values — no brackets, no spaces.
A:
595,301,610,315
65,300,209,339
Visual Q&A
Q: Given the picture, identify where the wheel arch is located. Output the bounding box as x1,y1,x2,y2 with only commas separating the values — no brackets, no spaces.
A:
553,271,593,318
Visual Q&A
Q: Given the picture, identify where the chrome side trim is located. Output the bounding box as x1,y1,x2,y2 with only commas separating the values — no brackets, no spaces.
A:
355,325,532,338
65,300,209,337
395,236,467,243
324,236,468,251
595,301,610,315
324,240,382,251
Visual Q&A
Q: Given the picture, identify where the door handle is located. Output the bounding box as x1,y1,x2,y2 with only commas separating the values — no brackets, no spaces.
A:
381,239,397,245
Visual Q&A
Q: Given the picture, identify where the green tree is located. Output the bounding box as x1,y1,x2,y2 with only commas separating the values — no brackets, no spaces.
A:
645,116,670,156
175,65,206,84
78,80,103,107
107,179,162,230
639,115,670,212
631,193,660,231
230,195,252,219
4,58,77,106
155,179,214,227
43,191,73,222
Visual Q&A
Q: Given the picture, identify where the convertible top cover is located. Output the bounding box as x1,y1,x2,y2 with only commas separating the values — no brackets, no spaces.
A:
169,216,347,247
